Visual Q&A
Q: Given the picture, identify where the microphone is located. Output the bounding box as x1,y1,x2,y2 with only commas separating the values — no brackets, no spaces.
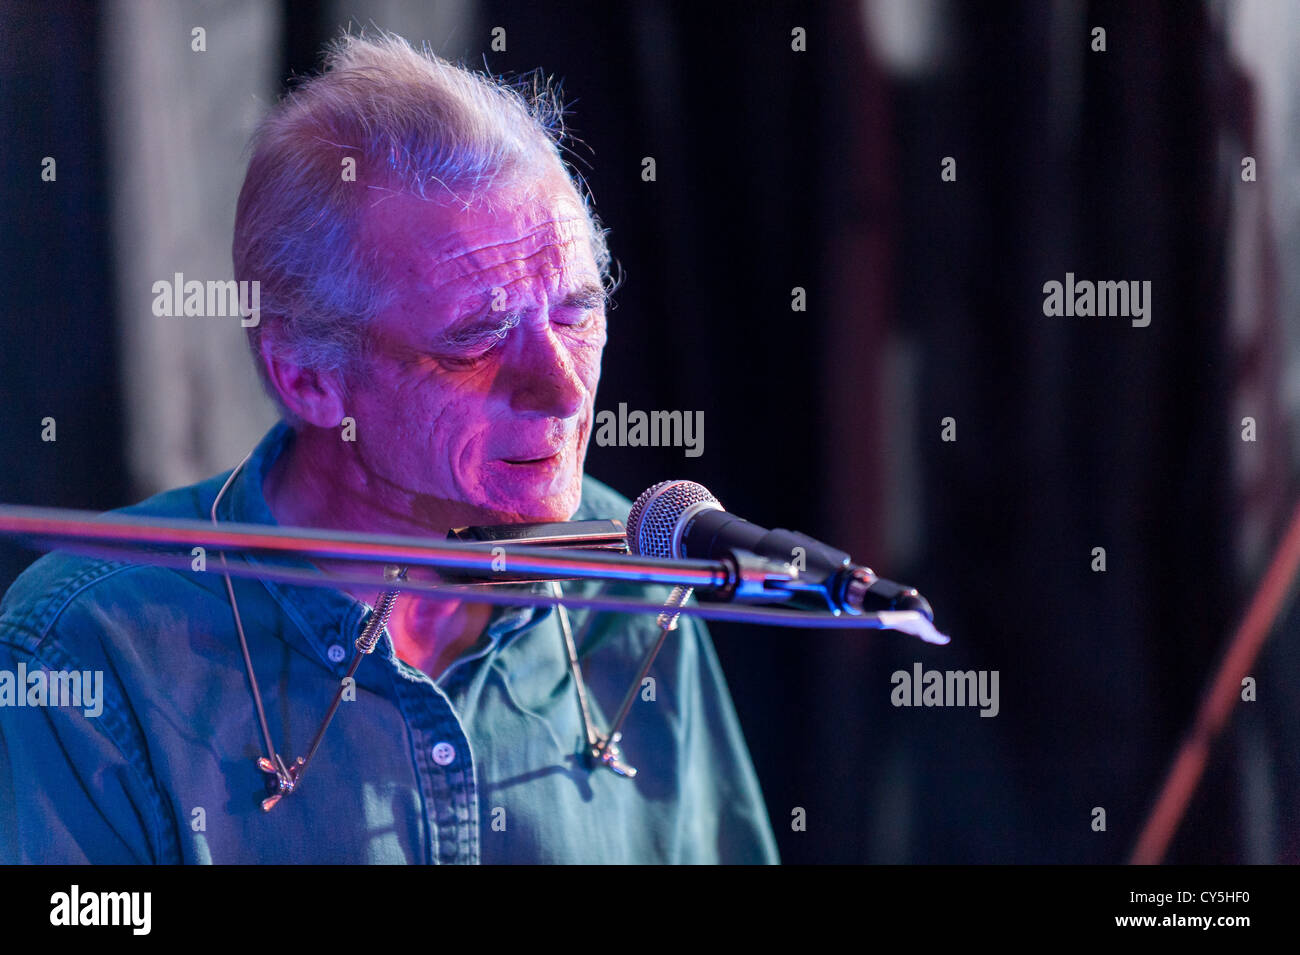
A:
626,480,933,620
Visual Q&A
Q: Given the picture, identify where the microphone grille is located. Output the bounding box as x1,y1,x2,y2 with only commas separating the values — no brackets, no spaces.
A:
626,480,720,559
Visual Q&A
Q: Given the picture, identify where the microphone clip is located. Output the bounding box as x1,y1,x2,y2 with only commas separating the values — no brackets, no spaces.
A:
712,548,801,603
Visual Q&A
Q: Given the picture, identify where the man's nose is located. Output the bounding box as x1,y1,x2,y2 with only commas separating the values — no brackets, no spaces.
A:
507,323,586,419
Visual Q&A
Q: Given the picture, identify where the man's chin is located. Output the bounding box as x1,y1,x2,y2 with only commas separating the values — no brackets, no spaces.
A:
474,479,584,525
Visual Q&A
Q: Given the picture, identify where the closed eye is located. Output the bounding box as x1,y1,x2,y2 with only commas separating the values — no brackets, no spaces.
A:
438,348,497,370
552,308,600,329
552,284,607,328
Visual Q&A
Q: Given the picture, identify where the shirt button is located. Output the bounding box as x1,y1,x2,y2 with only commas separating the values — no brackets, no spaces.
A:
431,742,456,766
327,643,346,664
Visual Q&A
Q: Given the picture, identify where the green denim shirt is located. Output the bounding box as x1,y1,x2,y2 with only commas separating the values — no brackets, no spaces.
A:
0,422,779,864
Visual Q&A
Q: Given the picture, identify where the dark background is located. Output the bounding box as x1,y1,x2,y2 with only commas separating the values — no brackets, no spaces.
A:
3,0,1298,863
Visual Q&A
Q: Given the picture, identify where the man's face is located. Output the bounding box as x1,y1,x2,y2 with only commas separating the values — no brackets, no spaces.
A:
343,165,607,528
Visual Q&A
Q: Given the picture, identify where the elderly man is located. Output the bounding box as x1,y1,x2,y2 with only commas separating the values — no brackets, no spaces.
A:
0,33,779,864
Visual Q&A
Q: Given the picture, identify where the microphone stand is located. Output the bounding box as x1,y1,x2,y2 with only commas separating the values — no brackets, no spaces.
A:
0,503,949,638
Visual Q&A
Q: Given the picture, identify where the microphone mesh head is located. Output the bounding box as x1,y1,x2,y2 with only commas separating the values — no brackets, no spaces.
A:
626,480,720,559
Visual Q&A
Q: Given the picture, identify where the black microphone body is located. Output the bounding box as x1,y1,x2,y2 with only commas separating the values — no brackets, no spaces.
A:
628,481,933,620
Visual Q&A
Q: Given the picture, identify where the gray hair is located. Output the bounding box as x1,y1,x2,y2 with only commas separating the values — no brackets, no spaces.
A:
232,30,613,417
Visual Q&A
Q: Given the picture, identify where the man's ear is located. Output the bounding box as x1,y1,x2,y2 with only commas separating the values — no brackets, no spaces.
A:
258,334,347,428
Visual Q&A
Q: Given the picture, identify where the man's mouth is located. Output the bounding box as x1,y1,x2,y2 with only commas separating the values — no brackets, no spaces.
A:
503,450,563,466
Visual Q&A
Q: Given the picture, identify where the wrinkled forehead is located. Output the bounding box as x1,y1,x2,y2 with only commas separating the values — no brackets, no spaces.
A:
358,169,599,306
